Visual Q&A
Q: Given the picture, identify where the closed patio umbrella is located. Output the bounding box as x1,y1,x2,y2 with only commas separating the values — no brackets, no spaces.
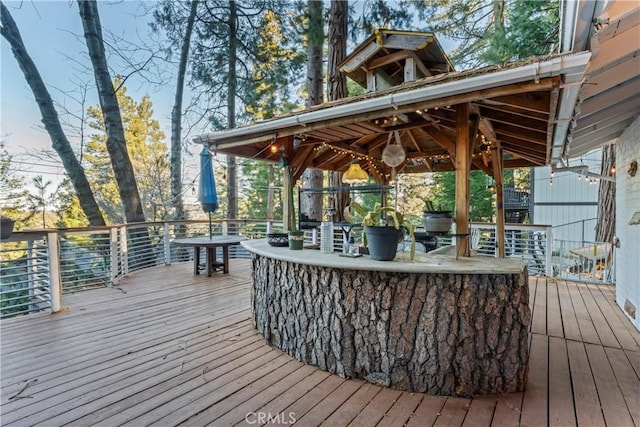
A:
199,146,219,238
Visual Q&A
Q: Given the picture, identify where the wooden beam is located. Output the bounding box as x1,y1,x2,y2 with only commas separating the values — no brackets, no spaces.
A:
481,108,549,133
478,101,549,121
290,144,316,183
405,129,432,172
424,126,456,162
210,78,558,148
455,103,471,258
491,144,505,258
469,113,480,159
367,50,411,69
493,123,547,144
340,41,380,73
363,133,390,154
503,150,546,166
326,141,368,155
408,51,431,77
487,90,553,114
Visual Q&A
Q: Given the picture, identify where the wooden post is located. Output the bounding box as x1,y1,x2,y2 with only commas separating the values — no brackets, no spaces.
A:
283,166,293,231
491,145,506,258
455,103,471,257
404,56,416,82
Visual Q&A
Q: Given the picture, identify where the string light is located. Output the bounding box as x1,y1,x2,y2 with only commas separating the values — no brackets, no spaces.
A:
313,143,384,177
610,165,616,174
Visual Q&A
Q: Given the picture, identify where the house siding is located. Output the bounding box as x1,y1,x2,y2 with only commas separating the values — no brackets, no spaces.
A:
533,149,601,242
616,115,640,331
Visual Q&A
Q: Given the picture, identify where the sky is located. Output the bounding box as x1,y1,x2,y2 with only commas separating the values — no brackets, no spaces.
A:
1,0,189,193
1,0,456,203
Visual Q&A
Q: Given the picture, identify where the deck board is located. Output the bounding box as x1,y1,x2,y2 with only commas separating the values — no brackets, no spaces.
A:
548,336,576,427
567,340,606,427
2,260,639,427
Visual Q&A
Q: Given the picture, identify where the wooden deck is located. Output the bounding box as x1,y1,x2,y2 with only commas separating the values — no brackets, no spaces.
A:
1,260,639,426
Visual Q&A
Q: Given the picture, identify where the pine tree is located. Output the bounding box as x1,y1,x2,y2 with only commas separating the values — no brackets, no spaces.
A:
415,0,558,68
78,0,146,225
84,80,170,223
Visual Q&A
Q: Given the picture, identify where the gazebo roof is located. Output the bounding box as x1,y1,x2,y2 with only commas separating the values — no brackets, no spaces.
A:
338,29,454,90
194,52,590,182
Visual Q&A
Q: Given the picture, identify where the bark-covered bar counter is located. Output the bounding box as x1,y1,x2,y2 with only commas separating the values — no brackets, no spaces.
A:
242,239,531,397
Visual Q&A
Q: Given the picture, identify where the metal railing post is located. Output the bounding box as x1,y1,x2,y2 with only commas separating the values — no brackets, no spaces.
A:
120,225,129,276
222,220,228,236
164,222,172,265
26,239,36,312
47,231,62,313
110,227,119,286
545,225,553,277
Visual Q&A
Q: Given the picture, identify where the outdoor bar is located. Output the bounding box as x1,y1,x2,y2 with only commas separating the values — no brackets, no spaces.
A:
243,239,530,396
195,33,591,399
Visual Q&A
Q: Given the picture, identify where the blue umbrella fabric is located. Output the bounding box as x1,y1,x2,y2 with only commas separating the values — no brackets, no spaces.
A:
199,146,219,238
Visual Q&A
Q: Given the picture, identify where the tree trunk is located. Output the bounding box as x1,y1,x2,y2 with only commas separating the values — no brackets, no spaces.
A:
300,0,324,222
78,0,145,224
251,253,531,396
170,0,198,227
327,0,349,221
226,0,238,230
78,0,152,269
1,3,105,227
595,145,616,242
327,0,347,102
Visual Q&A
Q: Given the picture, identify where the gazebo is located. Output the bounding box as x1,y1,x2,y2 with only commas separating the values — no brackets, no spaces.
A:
194,29,591,258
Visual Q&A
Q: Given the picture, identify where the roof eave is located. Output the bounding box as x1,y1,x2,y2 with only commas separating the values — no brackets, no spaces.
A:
194,53,592,160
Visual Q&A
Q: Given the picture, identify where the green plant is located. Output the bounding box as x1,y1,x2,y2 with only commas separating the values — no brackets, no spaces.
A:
424,199,448,212
345,202,422,260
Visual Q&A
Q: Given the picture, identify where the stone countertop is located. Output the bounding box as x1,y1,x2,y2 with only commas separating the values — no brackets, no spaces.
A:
242,239,525,274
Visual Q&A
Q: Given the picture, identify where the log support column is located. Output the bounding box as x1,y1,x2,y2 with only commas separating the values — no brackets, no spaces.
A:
491,143,506,258
455,103,471,257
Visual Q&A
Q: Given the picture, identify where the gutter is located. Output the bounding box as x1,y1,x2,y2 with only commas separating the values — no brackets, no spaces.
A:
560,0,579,53
194,53,591,151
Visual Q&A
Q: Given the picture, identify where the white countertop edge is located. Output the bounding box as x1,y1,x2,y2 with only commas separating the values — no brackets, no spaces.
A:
241,239,526,274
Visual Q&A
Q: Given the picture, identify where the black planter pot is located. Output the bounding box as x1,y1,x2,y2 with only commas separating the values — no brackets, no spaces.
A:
423,211,453,234
1,217,15,240
364,226,403,261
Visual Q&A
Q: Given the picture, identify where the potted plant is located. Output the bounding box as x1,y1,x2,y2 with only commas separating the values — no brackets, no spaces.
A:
423,200,454,234
346,202,422,261
1,215,16,240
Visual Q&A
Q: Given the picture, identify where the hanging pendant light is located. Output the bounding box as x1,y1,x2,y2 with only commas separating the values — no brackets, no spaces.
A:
342,160,368,184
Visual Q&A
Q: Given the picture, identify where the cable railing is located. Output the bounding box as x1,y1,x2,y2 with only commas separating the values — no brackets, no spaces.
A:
1,231,60,318
1,219,612,319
